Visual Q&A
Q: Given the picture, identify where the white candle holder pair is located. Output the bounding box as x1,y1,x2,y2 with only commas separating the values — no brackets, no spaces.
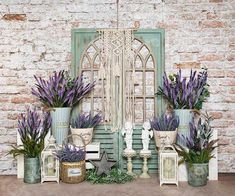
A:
122,121,153,178
123,149,152,178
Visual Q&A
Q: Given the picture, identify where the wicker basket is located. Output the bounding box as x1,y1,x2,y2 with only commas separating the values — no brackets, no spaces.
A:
60,134,86,183
60,161,86,183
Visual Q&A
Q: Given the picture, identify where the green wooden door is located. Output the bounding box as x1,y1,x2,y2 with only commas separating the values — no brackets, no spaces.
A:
71,29,165,173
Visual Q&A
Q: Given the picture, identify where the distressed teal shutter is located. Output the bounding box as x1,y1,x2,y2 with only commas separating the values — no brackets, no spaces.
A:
71,29,165,173
71,29,119,161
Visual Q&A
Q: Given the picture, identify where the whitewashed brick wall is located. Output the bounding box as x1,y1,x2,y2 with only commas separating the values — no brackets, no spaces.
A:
0,0,234,174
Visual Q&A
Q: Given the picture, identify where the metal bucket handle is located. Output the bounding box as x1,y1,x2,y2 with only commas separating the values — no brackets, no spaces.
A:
62,134,87,150
70,126,94,146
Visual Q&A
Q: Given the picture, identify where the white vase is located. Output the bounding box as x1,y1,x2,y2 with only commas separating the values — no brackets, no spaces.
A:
70,127,94,146
153,129,178,148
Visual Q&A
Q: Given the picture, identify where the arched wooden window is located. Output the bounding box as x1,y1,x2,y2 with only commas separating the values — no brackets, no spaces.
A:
79,37,157,124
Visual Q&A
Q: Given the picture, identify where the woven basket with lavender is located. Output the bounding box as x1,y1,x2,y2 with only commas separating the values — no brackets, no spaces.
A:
55,135,86,183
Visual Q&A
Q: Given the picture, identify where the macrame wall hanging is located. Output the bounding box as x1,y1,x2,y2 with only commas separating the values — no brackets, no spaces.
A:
82,0,143,132
95,0,136,132
97,29,135,132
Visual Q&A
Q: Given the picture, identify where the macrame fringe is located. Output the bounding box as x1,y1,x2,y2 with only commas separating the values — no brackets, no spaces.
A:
98,29,135,132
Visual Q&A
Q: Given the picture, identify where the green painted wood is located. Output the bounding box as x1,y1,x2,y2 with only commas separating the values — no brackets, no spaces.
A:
71,29,165,173
71,29,99,120
71,29,99,78
134,29,165,116
118,127,124,170
112,132,119,161
92,126,118,160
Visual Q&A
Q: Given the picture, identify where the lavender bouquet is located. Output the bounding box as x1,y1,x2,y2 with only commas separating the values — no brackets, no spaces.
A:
157,69,210,110
150,112,179,131
8,108,52,158
55,144,86,162
175,113,219,164
32,70,95,108
71,113,102,129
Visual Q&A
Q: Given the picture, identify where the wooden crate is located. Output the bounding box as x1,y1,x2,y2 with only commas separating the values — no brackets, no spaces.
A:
85,142,100,169
17,130,24,178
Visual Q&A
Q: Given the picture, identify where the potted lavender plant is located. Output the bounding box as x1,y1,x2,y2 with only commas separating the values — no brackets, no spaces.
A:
55,144,86,183
70,113,102,145
175,113,219,187
8,108,51,183
32,70,95,145
157,68,210,146
150,112,179,148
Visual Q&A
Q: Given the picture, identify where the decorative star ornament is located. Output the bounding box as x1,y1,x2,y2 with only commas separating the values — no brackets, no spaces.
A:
90,150,116,176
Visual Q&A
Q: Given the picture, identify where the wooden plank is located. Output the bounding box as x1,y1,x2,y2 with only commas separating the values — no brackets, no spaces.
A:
112,132,119,160
86,142,100,160
93,134,113,139
86,162,94,169
118,129,124,170
17,137,24,178
134,29,165,116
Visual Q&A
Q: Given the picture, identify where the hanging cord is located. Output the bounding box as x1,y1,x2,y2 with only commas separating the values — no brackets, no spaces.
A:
131,30,135,125
116,0,119,29
161,0,165,24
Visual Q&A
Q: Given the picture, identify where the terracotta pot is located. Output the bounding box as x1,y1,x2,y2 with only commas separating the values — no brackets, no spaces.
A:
153,129,178,148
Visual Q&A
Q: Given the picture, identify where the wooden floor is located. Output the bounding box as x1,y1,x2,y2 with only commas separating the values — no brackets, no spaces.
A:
0,174,234,196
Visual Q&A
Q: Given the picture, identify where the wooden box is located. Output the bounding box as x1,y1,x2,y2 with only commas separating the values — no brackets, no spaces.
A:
85,142,100,169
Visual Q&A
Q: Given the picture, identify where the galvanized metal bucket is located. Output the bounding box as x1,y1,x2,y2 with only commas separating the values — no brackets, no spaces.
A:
175,109,193,147
24,157,41,183
50,107,71,145
187,163,209,187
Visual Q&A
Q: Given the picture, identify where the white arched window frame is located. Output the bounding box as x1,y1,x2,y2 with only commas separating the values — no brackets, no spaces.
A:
80,37,156,124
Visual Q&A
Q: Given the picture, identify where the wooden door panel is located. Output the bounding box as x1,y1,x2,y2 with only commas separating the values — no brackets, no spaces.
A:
71,29,165,173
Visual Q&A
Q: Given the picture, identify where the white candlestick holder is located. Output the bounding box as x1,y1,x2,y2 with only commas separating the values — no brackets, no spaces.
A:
123,150,137,177
139,150,151,178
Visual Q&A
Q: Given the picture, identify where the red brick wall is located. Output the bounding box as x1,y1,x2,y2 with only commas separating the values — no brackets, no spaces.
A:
0,0,234,174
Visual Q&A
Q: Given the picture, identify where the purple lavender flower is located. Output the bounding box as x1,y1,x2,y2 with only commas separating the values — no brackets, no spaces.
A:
9,108,51,158
71,113,102,129
150,112,179,131
178,113,215,151
157,68,210,110
175,113,219,164
32,70,95,108
55,144,86,162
